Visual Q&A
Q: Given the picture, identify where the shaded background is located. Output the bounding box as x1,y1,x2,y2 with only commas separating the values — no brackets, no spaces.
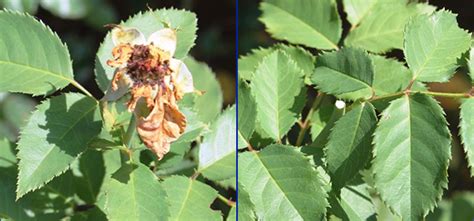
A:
239,0,474,201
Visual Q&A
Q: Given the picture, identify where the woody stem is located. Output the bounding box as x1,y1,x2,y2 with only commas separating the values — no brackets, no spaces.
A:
124,115,137,149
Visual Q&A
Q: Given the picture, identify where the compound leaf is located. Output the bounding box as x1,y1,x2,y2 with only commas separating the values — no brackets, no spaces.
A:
163,176,221,221
326,102,377,189
460,98,474,176
104,163,169,221
0,11,73,95
95,9,197,91
17,93,101,199
404,10,471,82
259,0,341,50
373,94,451,220
239,145,328,220
198,106,236,181
312,47,374,100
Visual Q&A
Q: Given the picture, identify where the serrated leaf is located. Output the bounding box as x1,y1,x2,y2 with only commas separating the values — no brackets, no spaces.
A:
0,11,74,95
404,10,471,82
183,57,223,123
326,102,377,189
95,8,197,91
198,106,236,181
238,80,256,142
236,183,256,221
17,93,101,199
342,0,379,26
426,192,474,221
345,3,434,53
239,145,328,220
372,55,412,96
373,94,451,220
175,107,207,143
460,98,474,176
238,44,315,82
104,163,169,221
330,184,377,221
310,96,336,140
468,47,474,84
259,0,341,49
312,47,374,100
163,176,221,221
251,50,304,140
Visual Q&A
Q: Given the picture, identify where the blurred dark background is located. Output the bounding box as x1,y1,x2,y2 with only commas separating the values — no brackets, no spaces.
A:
239,0,474,197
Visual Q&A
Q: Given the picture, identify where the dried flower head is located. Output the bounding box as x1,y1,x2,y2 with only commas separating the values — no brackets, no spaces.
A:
103,26,194,160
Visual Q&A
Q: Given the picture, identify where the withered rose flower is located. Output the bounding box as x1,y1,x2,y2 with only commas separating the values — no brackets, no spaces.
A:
102,26,194,160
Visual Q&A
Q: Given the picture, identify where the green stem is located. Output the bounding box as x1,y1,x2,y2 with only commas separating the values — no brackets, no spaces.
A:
370,90,470,102
70,80,95,99
217,194,236,207
295,93,325,146
124,115,137,149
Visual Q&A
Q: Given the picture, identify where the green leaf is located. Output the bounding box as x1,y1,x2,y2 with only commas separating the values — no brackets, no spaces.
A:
310,96,336,140
2,0,40,14
239,145,328,220
460,98,474,177
238,44,314,82
404,10,471,82
345,3,434,53
176,107,207,143
326,102,377,189
330,184,377,221
259,0,341,49
162,176,221,221
198,106,236,181
183,57,223,123
76,150,105,204
0,11,74,95
372,55,412,96
40,0,88,19
468,47,474,84
342,0,379,27
238,80,256,142
104,163,169,221
95,8,197,91
17,93,101,199
237,183,256,221
2,93,36,129
312,47,374,100
426,192,474,221
0,138,16,167
373,94,451,220
251,50,304,140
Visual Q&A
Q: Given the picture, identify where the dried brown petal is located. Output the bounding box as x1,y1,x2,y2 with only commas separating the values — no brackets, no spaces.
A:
107,44,133,68
135,87,186,160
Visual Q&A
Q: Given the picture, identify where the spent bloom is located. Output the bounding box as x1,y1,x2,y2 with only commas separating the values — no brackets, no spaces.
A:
103,25,194,160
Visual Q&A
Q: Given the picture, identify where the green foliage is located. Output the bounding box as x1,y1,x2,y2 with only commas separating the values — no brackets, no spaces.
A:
0,10,73,95
239,145,328,220
17,93,101,199
259,0,341,49
0,7,234,221
241,1,473,220
460,98,474,176
163,176,222,221
373,94,451,220
325,102,377,190
404,10,471,82
251,50,305,141
198,106,236,181
312,47,374,100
